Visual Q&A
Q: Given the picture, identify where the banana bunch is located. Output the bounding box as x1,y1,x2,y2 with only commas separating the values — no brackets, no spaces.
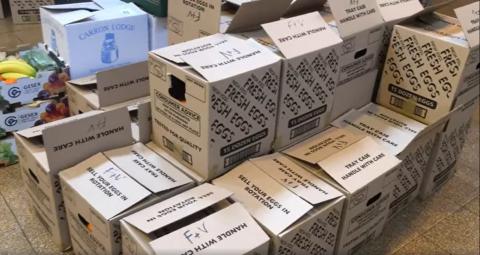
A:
0,57,37,82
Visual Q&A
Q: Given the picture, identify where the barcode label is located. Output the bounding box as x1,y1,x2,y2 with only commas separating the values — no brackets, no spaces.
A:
182,150,193,165
290,118,320,139
390,95,404,108
224,143,260,168
414,106,427,118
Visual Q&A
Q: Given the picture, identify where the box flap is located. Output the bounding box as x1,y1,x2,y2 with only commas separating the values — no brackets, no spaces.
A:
149,203,269,254
226,0,292,33
250,153,343,205
377,0,424,23
212,161,313,235
331,109,416,155
284,0,327,17
42,3,101,12
16,110,102,139
328,0,384,38
96,61,149,107
359,103,427,136
283,127,364,165
60,153,151,220
103,143,193,194
318,137,401,193
156,34,281,81
261,12,342,59
123,184,231,234
68,75,98,86
42,107,133,171
454,2,480,48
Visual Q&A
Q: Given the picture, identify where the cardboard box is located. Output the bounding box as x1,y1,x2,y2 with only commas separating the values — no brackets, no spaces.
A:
59,143,195,255
0,135,18,167
1,98,70,134
120,183,270,255
332,102,447,218
146,141,206,185
213,153,346,255
420,86,479,198
40,1,149,79
14,108,134,250
149,33,282,180
376,5,480,124
282,127,401,254
147,14,168,50
0,44,69,106
167,0,291,45
235,12,343,149
9,0,53,24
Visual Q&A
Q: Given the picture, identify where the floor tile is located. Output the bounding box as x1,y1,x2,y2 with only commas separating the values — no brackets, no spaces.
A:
424,207,480,255
456,162,480,189
0,18,15,34
0,164,32,217
464,196,479,215
0,194,35,254
392,236,450,255
0,32,23,49
13,27,42,45
435,174,478,207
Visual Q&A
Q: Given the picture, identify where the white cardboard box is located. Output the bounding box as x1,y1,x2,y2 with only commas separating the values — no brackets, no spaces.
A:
40,1,149,79
9,0,54,24
236,12,343,149
66,62,151,143
59,143,195,255
121,183,270,255
149,33,282,180
420,85,479,198
332,102,447,218
148,14,168,50
14,108,134,250
167,0,291,45
282,127,401,255
376,5,480,124
213,153,346,255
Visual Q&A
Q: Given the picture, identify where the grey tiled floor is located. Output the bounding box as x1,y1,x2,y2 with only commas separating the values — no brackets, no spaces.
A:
1,1,479,254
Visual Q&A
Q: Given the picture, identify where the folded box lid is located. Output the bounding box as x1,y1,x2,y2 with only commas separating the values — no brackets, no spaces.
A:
331,107,425,155
60,153,152,220
454,2,480,48
284,127,401,193
212,161,313,236
123,183,232,234
261,12,342,59
376,0,424,23
149,203,270,254
103,143,193,194
16,108,133,172
152,33,281,82
250,153,343,205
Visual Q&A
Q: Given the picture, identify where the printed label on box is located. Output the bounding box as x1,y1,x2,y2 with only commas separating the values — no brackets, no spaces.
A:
454,2,480,48
328,0,383,38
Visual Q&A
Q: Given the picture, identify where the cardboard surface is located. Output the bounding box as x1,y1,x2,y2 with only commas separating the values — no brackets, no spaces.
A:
328,0,384,37
454,2,480,48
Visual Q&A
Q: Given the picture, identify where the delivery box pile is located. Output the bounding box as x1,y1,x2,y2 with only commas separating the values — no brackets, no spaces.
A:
167,0,292,44
148,33,282,180
40,0,149,79
235,12,343,149
213,153,345,255
332,103,446,218
120,183,270,255
376,8,479,124
59,142,194,255
14,108,134,250
66,61,151,143
282,127,401,254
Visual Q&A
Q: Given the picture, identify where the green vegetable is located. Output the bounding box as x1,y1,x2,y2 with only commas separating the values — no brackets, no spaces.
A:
0,141,18,166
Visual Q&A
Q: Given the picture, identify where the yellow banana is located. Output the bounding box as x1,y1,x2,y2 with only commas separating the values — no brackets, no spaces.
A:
1,72,30,80
0,60,36,77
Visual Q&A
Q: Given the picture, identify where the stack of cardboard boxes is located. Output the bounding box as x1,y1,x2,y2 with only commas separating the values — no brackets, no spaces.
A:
10,0,479,254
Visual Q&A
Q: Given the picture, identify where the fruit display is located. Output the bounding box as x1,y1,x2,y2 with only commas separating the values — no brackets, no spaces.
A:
0,59,36,83
35,97,70,126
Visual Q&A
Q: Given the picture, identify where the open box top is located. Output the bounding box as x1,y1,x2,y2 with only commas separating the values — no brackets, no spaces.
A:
122,183,231,235
41,0,145,26
60,143,194,220
15,108,133,172
67,61,149,108
151,33,281,82
283,127,401,193
238,11,342,59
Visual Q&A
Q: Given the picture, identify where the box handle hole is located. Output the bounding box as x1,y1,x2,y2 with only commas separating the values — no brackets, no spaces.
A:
78,213,93,233
168,75,186,102
28,169,39,184
367,192,381,206
354,48,367,59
